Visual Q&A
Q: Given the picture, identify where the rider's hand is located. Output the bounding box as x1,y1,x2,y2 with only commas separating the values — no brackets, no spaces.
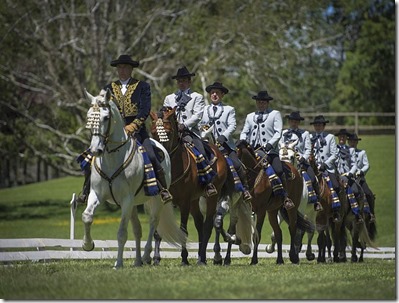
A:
299,157,306,164
125,122,139,135
264,143,273,152
319,163,327,172
178,123,186,132
217,135,227,145
236,139,248,147
347,172,353,179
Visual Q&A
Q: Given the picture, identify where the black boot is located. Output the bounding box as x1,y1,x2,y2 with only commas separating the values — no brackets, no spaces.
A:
280,174,294,210
237,166,252,202
76,169,91,204
313,181,323,212
156,169,173,204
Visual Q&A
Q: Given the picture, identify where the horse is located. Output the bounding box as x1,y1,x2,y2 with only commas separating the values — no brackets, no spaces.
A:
149,107,228,265
236,141,314,265
265,135,317,261
308,151,348,263
81,89,186,269
200,124,256,266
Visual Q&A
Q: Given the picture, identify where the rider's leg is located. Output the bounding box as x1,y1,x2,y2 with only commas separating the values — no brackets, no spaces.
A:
230,151,252,202
191,136,217,197
142,138,173,203
329,172,342,222
307,165,323,211
271,154,294,210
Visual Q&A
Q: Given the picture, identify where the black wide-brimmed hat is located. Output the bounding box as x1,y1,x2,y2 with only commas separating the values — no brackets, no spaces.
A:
285,111,304,121
110,55,139,67
334,128,351,137
205,81,229,94
310,115,329,125
252,90,273,101
171,66,196,79
348,133,362,141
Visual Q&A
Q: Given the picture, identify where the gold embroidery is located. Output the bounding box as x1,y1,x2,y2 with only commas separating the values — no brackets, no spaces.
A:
111,81,140,117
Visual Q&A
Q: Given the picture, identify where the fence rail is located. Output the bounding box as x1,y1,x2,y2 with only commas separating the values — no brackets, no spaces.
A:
0,238,394,263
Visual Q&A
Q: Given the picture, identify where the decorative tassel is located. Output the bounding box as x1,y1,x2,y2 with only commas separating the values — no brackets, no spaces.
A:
76,148,93,172
138,143,159,196
346,185,359,216
186,143,216,185
322,172,340,210
264,163,285,197
301,171,318,204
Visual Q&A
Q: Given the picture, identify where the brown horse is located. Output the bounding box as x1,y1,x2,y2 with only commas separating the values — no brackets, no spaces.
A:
236,141,313,265
149,107,228,265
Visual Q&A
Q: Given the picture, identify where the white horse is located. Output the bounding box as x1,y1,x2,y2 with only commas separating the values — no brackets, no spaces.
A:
81,88,186,269
265,133,316,260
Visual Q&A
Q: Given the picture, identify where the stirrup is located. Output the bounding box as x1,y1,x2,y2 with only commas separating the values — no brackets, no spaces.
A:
160,189,173,204
205,183,218,197
355,215,364,224
283,197,295,210
314,202,323,212
243,190,252,202
332,211,340,223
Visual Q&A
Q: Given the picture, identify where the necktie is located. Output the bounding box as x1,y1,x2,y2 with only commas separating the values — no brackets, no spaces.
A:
213,106,218,115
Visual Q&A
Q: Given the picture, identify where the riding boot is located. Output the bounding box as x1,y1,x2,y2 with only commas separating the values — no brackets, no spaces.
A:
76,169,91,204
156,168,173,204
312,181,323,212
237,166,252,202
355,214,364,224
205,183,218,197
280,174,294,210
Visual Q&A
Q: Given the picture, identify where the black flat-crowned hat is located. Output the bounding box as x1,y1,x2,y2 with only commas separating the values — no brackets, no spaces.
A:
348,133,362,141
310,115,329,125
252,90,273,101
334,128,351,137
285,111,304,121
205,81,229,94
171,66,196,79
110,55,139,67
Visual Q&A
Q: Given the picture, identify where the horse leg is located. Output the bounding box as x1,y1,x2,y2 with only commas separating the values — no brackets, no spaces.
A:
306,231,315,261
268,210,284,265
113,203,132,269
152,230,162,266
326,228,333,263
198,214,214,265
251,212,265,265
266,213,281,254
81,193,100,252
213,230,223,265
180,210,191,266
130,204,143,267
317,229,326,263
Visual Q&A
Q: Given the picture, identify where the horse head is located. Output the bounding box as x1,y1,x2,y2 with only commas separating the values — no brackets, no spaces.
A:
200,124,215,144
150,106,178,152
278,135,299,164
85,88,125,156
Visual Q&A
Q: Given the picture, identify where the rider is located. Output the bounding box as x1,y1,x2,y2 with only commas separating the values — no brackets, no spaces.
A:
280,111,323,212
335,129,364,224
309,115,341,222
199,81,252,202
347,133,376,222
76,54,172,204
163,66,217,197
238,90,294,210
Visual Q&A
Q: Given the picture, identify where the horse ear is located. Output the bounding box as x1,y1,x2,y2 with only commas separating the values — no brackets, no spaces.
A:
84,88,96,105
105,88,112,102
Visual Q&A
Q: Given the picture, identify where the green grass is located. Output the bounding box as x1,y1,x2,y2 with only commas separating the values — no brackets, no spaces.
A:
0,258,395,299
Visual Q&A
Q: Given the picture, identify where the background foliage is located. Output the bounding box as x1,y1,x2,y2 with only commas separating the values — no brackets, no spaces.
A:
0,0,395,185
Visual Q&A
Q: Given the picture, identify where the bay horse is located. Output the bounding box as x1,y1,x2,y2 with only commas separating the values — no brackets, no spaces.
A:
81,89,186,269
236,141,314,265
200,124,255,266
149,107,228,265
265,135,317,261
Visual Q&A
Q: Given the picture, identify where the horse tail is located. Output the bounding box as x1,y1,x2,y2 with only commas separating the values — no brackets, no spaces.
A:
367,221,377,241
279,208,315,234
359,221,378,250
153,201,187,248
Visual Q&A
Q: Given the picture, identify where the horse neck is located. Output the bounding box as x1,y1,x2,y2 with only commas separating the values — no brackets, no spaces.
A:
240,148,259,171
104,109,132,160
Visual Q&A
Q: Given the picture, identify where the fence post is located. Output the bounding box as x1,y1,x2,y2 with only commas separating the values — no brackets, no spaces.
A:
70,193,77,251
355,112,359,134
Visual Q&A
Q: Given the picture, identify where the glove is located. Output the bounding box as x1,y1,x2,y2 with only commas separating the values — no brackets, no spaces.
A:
319,163,327,172
177,123,186,132
347,173,353,179
264,143,273,152
125,122,139,134
299,157,306,164
359,171,365,177
217,135,227,145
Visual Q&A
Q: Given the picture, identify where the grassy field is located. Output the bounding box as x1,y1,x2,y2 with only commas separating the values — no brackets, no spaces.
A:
0,134,396,300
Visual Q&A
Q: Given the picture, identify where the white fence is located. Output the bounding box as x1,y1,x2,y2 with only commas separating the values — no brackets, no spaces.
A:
0,238,394,263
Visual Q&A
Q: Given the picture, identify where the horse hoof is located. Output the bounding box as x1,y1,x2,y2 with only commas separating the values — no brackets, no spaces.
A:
266,244,275,254
213,259,222,265
306,253,315,261
82,241,95,252
197,261,207,266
